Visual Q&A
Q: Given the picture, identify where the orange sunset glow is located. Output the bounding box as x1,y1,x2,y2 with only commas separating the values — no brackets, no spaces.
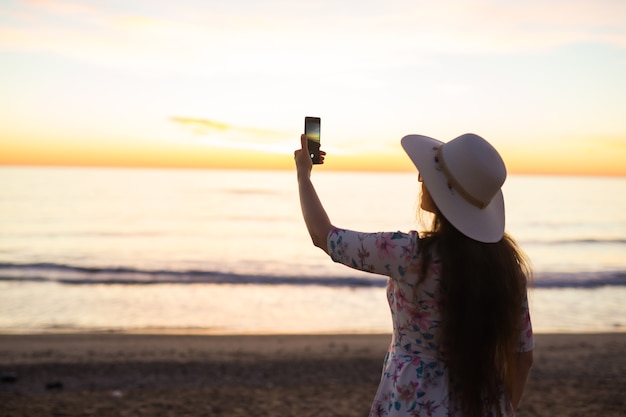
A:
1,0,625,176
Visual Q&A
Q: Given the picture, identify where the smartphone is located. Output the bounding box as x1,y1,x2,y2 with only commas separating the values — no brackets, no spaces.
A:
304,116,321,164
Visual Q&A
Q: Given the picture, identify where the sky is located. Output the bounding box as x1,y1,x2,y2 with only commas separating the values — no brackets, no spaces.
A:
1,0,625,175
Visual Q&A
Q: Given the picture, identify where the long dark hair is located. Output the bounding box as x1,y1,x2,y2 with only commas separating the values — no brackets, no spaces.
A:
418,207,531,417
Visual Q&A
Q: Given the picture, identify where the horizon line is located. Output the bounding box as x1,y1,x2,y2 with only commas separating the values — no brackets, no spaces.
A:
1,162,624,179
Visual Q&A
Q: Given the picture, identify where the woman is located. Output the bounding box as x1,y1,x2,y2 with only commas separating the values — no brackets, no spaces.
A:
294,132,534,417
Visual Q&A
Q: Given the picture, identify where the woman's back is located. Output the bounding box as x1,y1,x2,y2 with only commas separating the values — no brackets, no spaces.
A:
328,228,534,416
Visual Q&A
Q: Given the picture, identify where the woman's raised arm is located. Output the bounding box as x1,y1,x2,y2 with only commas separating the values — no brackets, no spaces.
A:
294,134,332,254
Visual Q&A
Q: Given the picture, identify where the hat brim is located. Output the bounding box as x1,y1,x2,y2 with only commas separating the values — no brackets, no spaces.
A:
401,134,505,243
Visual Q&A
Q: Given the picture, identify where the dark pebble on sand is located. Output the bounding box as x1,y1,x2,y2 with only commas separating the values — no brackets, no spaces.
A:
1,372,18,383
45,381,64,390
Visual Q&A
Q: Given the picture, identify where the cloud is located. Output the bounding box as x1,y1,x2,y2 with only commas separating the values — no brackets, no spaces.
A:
592,137,626,151
1,0,625,77
22,0,99,15
170,116,289,139
169,116,297,154
0,1,227,75
378,0,626,54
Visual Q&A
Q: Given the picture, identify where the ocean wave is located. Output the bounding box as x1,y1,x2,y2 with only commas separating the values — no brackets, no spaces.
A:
523,238,626,246
0,262,385,288
0,262,624,289
532,271,626,288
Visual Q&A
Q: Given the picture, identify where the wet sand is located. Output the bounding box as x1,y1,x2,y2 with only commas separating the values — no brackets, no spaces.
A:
1,332,624,416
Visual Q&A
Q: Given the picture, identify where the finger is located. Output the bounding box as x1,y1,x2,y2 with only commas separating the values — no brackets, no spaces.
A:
300,134,309,151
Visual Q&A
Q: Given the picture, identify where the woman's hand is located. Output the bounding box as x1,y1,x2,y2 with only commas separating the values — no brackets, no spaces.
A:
294,134,325,179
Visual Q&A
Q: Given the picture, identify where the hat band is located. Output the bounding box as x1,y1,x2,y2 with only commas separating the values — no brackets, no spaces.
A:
436,146,489,209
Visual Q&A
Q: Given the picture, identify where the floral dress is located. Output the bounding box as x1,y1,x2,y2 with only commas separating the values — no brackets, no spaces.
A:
327,228,534,417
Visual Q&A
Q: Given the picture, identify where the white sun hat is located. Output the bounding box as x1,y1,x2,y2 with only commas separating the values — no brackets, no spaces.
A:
401,133,507,243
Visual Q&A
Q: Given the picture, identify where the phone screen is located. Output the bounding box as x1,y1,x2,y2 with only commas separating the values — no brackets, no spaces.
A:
305,117,321,164
305,117,320,143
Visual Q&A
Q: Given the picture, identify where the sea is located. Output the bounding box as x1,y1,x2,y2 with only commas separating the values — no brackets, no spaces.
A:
1,167,625,335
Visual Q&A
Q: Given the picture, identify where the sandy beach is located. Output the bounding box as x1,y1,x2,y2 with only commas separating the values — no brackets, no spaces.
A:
0,332,624,417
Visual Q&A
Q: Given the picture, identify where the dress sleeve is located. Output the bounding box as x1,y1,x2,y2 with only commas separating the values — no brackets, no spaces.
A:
326,227,419,280
517,290,535,352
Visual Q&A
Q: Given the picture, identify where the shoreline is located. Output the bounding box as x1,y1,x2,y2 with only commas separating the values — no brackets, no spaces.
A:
2,283,625,336
1,332,624,416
